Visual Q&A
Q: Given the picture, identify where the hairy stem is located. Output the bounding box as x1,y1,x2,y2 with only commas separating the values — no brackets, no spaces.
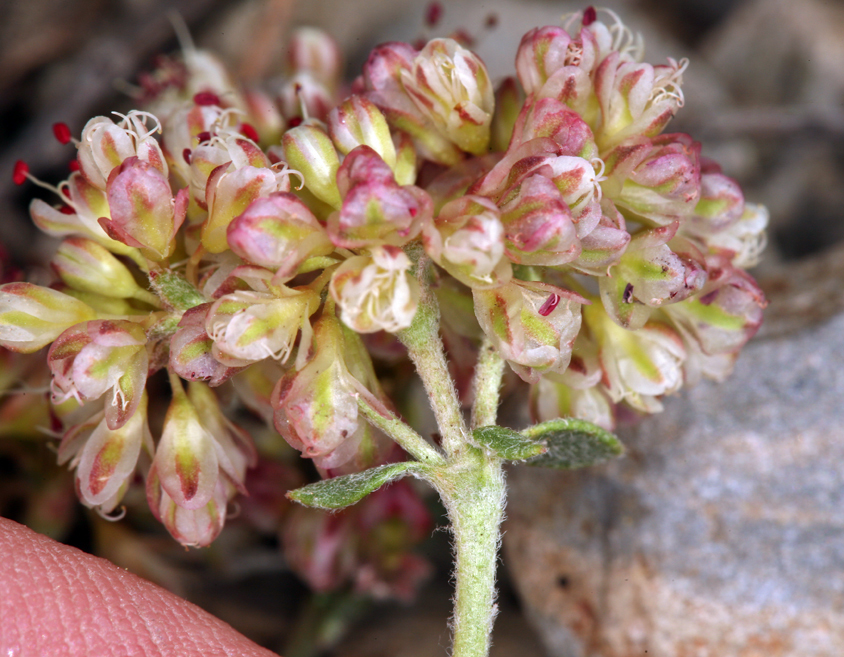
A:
356,395,446,466
470,336,505,430
435,450,506,657
398,284,467,457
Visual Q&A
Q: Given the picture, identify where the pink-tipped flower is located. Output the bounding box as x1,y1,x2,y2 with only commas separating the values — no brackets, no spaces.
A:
66,392,153,515
288,27,343,89
598,222,707,330
423,195,512,289
509,96,597,158
227,192,334,278
328,147,432,249
0,283,96,353
363,41,463,166
100,157,188,261
205,287,319,366
329,246,419,333
498,174,581,266
604,133,701,227
48,319,149,430
400,38,494,156
585,302,686,413
146,462,231,548
77,111,167,190
272,310,387,469
474,279,585,383
50,237,150,300
328,95,397,169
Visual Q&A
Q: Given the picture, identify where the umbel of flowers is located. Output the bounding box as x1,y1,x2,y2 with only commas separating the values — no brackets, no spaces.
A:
3,7,765,656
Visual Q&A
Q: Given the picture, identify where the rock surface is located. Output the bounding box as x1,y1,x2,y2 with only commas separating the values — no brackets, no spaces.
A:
503,245,844,656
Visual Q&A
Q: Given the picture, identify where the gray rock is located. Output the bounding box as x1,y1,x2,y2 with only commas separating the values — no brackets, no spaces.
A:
504,246,844,656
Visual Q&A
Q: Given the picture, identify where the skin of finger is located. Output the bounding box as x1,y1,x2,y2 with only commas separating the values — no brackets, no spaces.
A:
0,517,280,657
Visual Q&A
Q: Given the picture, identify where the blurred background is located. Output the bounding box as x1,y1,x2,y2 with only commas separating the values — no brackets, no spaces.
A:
2,1,844,655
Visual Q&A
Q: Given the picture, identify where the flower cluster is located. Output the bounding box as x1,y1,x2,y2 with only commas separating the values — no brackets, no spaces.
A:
2,8,765,546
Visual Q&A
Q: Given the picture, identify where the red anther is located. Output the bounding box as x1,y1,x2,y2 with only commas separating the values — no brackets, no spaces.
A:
59,206,75,215
582,7,597,26
240,123,260,142
52,122,72,145
425,2,443,28
182,148,192,165
288,117,303,128
12,160,29,185
623,283,634,304
196,131,212,143
412,38,426,51
409,207,418,217
68,160,80,172
61,187,71,199
538,293,561,317
485,13,499,29
193,91,221,106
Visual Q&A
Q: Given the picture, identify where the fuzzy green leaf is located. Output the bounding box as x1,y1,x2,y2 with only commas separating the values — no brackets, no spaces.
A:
521,419,624,469
287,462,426,510
472,425,547,460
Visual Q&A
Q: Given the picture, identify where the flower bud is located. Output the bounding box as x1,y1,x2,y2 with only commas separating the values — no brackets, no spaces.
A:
0,283,96,353
100,157,188,261
329,246,419,333
499,175,580,266
227,192,333,277
48,319,149,430
474,280,584,383
585,302,686,413
604,133,701,227
206,287,319,366
146,462,230,547
530,378,615,431
272,311,384,469
51,237,147,300
424,195,511,289
509,96,596,159
282,124,342,208
72,392,153,513
243,89,285,145
570,198,631,275
278,72,335,123
328,95,397,168
400,38,494,155
704,203,768,268
328,147,432,249
288,27,343,89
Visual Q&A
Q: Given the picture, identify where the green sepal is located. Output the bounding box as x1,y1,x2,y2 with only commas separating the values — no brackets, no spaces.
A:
521,418,624,469
149,270,205,311
287,462,427,511
472,425,547,461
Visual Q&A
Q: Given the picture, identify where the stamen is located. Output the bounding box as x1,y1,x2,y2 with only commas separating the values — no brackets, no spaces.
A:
182,148,192,164
194,91,222,107
53,122,73,145
582,6,597,26
12,160,29,185
538,293,560,316
69,160,80,172
196,131,212,143
271,162,305,190
97,505,128,522
240,122,260,142
13,162,79,215
425,2,443,28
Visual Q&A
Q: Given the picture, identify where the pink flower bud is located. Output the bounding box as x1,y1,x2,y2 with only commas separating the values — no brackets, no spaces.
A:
205,287,319,366
400,38,494,155
71,392,153,513
498,174,580,266
48,319,149,430
328,147,432,249
328,95,397,168
605,133,701,227
288,27,343,89
146,462,230,547
100,157,188,261
330,246,420,333
570,198,631,275
272,311,385,469
243,89,284,145
509,96,596,158
474,280,585,383
704,203,768,268
423,195,511,289
282,124,342,208
0,283,95,353
226,192,333,277
50,237,147,300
